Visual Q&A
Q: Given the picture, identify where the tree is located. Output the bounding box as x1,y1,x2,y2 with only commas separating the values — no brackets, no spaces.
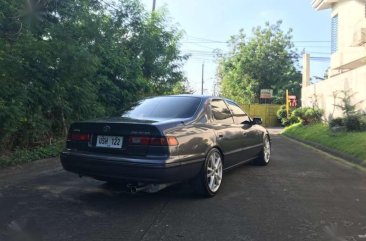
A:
0,0,187,150
218,21,301,104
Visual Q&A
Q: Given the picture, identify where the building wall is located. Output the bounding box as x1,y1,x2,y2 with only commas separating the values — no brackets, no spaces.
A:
329,0,366,76
302,65,366,120
332,0,364,51
303,0,366,119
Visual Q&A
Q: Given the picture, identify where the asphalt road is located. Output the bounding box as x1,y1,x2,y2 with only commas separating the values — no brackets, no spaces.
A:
1,134,366,241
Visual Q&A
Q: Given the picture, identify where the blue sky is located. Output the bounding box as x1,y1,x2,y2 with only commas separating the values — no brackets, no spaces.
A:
140,0,331,94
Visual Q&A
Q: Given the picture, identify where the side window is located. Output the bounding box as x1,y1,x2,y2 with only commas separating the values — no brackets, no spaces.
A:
210,99,233,124
226,101,250,124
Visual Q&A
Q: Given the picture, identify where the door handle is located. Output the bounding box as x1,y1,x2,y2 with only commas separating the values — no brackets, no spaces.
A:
218,133,224,139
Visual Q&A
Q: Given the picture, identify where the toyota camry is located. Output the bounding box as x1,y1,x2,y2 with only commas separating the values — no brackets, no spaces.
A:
60,95,271,197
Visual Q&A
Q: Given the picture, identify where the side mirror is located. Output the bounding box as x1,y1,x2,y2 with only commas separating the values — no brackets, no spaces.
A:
242,120,252,126
252,117,262,125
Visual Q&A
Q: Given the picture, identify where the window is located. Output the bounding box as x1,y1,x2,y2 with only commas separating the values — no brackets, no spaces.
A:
331,14,338,54
210,99,233,124
226,101,250,124
122,96,201,119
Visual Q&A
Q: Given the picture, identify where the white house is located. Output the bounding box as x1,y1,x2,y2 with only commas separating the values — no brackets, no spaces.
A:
302,0,366,119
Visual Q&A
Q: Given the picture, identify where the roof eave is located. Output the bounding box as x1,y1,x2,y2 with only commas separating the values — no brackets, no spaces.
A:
311,0,334,11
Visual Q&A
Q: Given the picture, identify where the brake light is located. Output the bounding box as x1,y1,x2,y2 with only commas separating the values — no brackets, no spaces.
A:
128,136,178,146
67,133,90,141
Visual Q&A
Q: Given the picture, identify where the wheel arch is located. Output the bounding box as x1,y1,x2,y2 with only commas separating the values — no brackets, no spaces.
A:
205,146,225,164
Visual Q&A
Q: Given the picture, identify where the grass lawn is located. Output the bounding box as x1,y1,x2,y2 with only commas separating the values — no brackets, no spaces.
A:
283,123,366,166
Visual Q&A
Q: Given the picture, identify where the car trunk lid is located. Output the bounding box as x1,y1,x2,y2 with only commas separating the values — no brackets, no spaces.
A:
66,118,165,157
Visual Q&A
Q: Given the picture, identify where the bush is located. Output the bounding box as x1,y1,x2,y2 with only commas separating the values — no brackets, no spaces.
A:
360,116,366,131
286,115,300,126
329,117,344,128
292,107,323,125
344,115,361,131
277,105,290,126
0,140,64,167
276,106,322,126
329,115,366,132
276,105,287,119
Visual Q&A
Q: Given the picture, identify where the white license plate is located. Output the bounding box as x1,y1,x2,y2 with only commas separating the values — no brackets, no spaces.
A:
96,136,123,149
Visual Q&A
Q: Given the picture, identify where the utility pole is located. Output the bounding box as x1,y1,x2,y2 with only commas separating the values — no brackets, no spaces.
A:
152,0,156,11
286,89,289,118
201,63,204,95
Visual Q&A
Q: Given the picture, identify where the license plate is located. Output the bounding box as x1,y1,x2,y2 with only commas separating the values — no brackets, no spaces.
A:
96,136,123,149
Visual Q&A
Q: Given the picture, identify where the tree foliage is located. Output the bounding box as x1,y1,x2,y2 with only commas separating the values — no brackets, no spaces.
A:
0,0,187,150
218,21,301,104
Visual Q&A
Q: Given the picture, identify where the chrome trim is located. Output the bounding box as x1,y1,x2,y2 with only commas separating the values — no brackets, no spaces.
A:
224,144,263,156
223,157,257,171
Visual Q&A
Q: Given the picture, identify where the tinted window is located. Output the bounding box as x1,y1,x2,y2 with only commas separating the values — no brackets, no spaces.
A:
226,101,250,124
122,96,201,119
210,99,233,124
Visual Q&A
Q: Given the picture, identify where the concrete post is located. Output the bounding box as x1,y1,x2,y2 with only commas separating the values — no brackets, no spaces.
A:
301,53,311,107
302,53,310,88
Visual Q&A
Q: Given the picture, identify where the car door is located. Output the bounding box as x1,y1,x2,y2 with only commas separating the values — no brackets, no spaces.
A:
225,100,261,160
209,99,244,168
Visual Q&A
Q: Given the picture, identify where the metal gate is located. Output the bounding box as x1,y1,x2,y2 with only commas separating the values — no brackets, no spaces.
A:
241,104,281,127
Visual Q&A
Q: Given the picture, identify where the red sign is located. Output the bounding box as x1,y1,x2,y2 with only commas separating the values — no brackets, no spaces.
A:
288,95,297,107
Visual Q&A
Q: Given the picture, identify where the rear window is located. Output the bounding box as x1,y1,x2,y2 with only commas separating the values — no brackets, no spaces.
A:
122,96,201,119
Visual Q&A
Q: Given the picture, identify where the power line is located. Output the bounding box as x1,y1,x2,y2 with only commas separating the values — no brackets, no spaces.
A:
186,35,226,43
181,40,331,44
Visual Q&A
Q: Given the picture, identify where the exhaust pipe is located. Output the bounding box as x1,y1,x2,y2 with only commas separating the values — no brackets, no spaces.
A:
128,185,149,193
127,183,176,193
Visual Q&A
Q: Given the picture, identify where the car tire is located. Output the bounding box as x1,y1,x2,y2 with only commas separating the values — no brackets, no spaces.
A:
192,148,223,197
253,135,271,166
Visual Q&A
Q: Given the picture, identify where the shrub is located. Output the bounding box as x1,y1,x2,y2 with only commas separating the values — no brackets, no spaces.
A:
277,105,289,126
344,115,361,131
287,115,300,125
292,107,323,125
360,116,366,131
329,117,344,128
0,140,64,167
276,105,287,119
329,115,366,132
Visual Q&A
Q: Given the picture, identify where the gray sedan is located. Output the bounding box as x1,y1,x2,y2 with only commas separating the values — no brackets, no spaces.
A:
61,95,271,197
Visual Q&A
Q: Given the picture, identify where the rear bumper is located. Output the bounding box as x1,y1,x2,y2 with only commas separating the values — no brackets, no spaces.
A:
60,150,203,183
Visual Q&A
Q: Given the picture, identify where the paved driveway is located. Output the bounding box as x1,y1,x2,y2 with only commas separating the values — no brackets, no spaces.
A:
0,134,366,241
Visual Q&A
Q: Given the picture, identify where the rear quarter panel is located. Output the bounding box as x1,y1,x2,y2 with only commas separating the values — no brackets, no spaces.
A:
164,122,215,165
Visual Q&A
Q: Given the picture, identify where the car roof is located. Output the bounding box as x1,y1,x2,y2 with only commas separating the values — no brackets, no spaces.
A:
168,94,237,104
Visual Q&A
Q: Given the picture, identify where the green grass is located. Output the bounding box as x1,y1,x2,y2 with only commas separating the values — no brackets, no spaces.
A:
283,123,366,166
0,140,65,167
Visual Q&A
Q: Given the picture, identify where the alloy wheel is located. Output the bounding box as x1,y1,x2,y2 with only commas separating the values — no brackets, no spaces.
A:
206,151,223,192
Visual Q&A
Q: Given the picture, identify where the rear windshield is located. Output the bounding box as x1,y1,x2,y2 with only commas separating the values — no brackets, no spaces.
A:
122,96,201,119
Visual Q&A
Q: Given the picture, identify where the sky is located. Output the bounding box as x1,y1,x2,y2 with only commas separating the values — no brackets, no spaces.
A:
140,0,332,95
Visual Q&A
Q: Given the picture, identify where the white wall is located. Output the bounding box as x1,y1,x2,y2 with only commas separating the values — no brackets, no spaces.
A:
302,0,366,119
302,65,366,119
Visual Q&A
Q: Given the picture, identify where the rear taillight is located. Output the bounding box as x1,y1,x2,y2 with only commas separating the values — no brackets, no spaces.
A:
128,136,178,146
67,132,90,141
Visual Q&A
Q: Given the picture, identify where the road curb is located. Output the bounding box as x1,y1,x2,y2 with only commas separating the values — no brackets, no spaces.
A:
282,133,366,169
